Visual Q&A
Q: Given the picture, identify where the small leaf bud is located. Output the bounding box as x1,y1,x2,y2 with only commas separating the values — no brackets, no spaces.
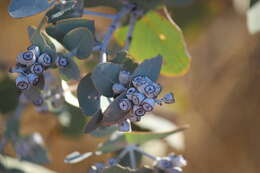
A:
119,70,131,85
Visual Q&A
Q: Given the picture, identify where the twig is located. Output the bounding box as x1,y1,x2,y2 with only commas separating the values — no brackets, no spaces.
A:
99,4,134,62
133,146,157,160
123,10,143,51
129,149,137,169
84,10,116,19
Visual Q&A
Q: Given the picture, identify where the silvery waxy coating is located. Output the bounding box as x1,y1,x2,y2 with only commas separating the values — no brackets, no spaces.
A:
27,73,40,86
129,114,141,122
133,105,145,117
27,45,40,57
118,120,131,132
163,92,175,104
38,53,52,66
118,98,132,111
119,70,131,85
169,155,187,167
17,51,36,66
16,74,30,90
30,63,44,74
132,92,146,105
112,83,126,94
156,158,174,169
143,82,161,98
142,98,155,112
56,56,69,67
32,97,44,106
132,75,147,88
126,87,137,100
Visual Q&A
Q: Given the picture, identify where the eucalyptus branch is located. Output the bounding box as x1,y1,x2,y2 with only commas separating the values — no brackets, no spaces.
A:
84,10,116,19
123,10,143,51
99,4,135,62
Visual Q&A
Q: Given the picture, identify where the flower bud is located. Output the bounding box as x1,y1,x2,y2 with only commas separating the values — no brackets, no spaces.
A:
132,92,146,105
156,158,173,169
56,56,69,68
142,98,155,112
143,83,161,98
30,63,44,74
118,120,131,132
118,99,132,111
126,87,137,100
107,158,118,167
169,154,187,167
163,93,175,104
112,83,126,94
132,75,147,88
32,97,44,106
129,114,141,122
16,74,30,90
119,70,131,85
132,105,145,117
38,53,52,66
17,51,36,66
27,45,40,57
27,73,40,86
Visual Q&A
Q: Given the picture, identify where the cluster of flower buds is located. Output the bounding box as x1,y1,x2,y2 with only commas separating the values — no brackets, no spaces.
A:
11,45,69,90
88,157,118,173
113,71,175,129
154,154,187,173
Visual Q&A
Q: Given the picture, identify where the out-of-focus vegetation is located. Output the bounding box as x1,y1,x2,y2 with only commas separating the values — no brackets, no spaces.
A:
1,0,260,173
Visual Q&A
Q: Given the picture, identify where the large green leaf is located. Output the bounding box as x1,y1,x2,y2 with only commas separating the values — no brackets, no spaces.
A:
62,28,94,59
115,11,191,76
46,19,95,42
8,0,52,18
132,55,162,82
91,63,122,97
77,74,100,116
101,92,130,125
59,57,80,81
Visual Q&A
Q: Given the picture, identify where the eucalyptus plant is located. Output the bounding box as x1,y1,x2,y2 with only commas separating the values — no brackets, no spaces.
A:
1,0,191,172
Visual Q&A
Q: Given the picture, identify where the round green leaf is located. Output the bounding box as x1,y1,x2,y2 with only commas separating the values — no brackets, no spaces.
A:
115,11,191,76
62,28,94,59
132,55,162,82
46,19,95,42
77,73,100,116
8,0,52,18
91,63,122,97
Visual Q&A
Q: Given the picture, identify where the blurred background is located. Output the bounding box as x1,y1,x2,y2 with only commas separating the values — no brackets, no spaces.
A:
1,0,260,173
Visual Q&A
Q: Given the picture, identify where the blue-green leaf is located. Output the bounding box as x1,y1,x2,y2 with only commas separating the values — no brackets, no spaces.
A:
8,0,52,18
59,57,80,81
77,74,100,116
62,28,94,59
91,63,122,97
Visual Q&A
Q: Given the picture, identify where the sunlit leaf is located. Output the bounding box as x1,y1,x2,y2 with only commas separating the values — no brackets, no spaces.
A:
115,11,191,76
8,0,52,18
